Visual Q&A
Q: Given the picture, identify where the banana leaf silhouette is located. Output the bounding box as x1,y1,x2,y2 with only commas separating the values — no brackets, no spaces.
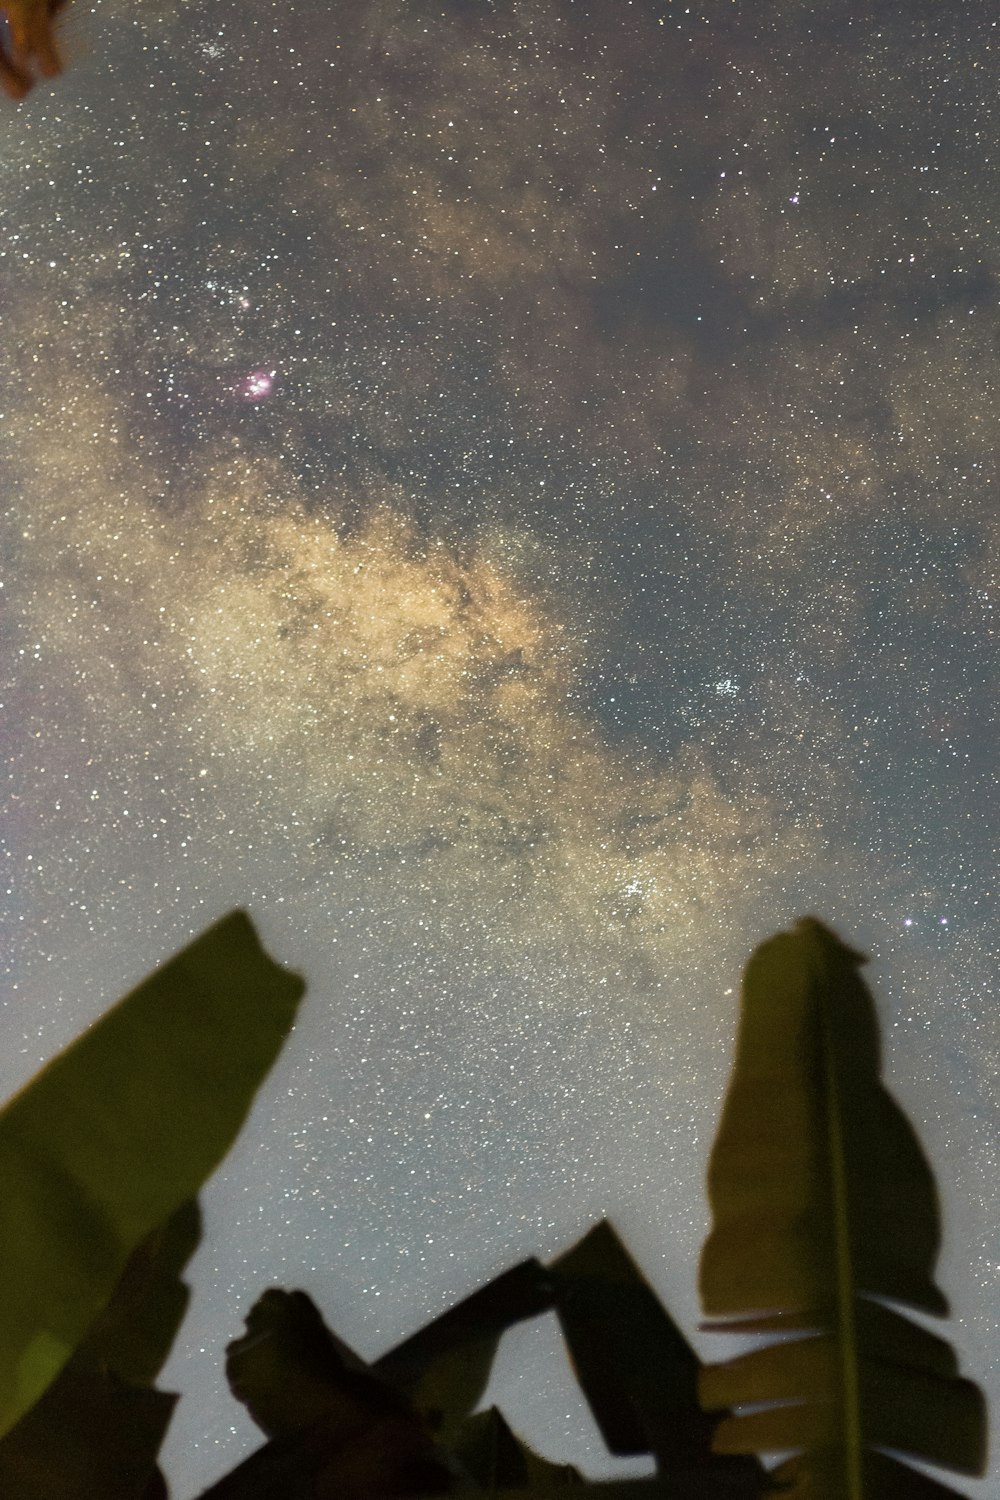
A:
0,1200,201,1499
0,910,303,1444
551,1222,766,1493
200,1288,457,1497
451,1406,583,1489
698,918,986,1499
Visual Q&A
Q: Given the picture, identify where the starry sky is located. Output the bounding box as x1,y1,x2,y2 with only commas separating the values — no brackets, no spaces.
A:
2,0,998,1493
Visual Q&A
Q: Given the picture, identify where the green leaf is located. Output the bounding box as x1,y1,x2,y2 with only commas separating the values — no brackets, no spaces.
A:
772,1448,986,1499
0,910,304,1439
75,1196,203,1388
698,918,987,1498
0,1199,201,1498
551,1222,766,1493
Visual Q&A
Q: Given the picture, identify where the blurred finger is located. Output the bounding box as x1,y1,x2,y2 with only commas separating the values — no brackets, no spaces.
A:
2,0,63,85
35,0,67,75
0,41,33,97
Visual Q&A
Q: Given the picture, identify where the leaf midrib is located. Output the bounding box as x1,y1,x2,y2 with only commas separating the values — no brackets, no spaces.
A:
819,980,863,1500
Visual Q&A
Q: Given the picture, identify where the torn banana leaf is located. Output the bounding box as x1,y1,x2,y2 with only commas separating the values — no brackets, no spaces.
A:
699,918,985,1499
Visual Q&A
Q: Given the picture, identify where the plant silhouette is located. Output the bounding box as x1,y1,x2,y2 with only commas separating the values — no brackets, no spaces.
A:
699,918,986,1499
0,913,985,1496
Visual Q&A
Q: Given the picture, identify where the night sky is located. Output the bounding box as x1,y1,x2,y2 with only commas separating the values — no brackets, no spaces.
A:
2,1,998,1494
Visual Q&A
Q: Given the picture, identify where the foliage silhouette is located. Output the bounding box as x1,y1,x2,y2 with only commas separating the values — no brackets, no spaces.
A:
0,911,302,1495
0,1201,200,1498
698,918,986,1498
0,912,985,1496
197,1227,764,1498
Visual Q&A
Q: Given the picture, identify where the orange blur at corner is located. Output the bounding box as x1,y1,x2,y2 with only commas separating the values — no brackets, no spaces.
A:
1,0,68,100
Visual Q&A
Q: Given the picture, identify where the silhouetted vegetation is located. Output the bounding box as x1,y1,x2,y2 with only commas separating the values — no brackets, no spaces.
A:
0,913,986,1496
